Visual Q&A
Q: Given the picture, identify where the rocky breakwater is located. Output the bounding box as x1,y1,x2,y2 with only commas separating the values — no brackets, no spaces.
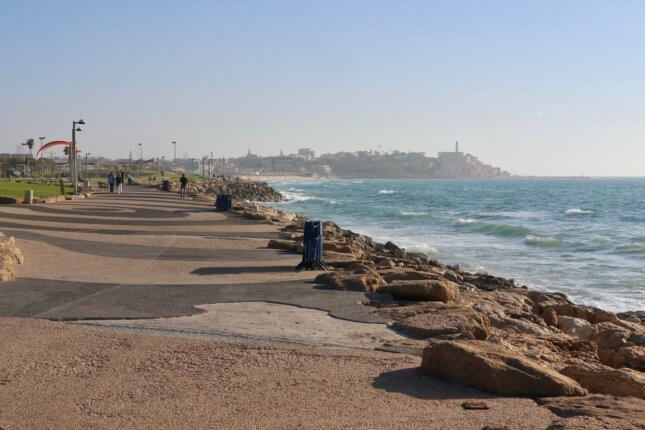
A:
0,232,23,281
235,203,644,417
163,179,283,202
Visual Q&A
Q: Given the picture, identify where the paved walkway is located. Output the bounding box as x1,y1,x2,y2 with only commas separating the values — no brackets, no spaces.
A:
0,186,397,347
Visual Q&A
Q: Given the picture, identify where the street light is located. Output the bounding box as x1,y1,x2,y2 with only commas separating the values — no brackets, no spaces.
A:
137,143,142,179
38,137,46,178
85,152,91,182
71,119,86,193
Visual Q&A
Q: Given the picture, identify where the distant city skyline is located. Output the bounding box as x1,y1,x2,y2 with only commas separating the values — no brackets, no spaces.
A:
1,0,644,177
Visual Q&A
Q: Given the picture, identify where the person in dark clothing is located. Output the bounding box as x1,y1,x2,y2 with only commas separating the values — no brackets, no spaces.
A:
115,172,123,194
180,173,188,198
107,172,115,193
119,172,125,193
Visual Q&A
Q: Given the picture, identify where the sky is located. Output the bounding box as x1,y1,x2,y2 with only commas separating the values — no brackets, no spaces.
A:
1,0,644,176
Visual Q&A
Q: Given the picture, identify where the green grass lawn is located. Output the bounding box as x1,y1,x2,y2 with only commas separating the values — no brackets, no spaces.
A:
0,179,73,199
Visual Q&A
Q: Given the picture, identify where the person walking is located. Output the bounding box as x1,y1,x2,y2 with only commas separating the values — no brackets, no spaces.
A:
180,173,188,198
107,172,115,193
116,171,123,194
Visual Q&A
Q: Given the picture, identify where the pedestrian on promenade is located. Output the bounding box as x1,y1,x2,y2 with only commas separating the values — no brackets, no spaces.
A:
107,172,115,193
180,173,188,198
116,172,123,194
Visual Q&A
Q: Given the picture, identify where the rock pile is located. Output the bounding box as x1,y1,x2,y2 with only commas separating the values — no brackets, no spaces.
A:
163,179,283,202
0,232,24,281
231,202,645,401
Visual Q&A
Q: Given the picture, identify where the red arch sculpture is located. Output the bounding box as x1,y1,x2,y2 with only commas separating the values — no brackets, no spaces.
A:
35,141,80,160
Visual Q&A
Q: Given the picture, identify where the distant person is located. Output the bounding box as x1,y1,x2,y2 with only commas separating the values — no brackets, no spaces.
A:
119,172,125,192
180,173,188,198
107,172,115,193
116,172,123,194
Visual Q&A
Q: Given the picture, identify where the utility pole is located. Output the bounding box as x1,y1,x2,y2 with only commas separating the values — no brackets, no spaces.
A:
137,143,142,179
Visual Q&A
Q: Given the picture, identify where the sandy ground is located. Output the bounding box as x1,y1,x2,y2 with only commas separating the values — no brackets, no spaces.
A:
0,318,556,430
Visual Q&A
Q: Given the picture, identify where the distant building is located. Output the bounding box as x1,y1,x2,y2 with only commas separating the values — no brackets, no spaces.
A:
298,148,315,160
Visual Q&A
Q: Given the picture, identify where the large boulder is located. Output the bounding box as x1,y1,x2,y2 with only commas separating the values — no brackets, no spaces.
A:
557,316,594,341
0,233,24,281
376,268,441,283
385,280,459,302
592,323,645,371
421,340,587,397
560,364,645,399
394,310,489,340
314,272,385,292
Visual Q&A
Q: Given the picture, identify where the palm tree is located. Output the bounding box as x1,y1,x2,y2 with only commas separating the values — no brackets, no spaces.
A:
21,139,35,176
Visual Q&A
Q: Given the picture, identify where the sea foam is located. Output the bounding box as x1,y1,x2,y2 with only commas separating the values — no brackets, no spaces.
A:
378,189,396,194
400,211,431,216
565,208,594,216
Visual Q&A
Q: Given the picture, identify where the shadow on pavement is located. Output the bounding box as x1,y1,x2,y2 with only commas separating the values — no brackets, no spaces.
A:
191,265,297,275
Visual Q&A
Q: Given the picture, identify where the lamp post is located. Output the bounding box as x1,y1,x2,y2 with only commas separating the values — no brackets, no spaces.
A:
39,137,45,178
137,143,142,179
85,152,91,181
72,119,85,193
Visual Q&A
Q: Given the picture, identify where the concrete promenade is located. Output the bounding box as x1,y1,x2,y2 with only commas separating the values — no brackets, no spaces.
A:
0,186,398,346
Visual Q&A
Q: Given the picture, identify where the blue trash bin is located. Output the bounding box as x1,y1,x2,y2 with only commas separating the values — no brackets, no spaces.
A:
215,193,232,211
296,220,328,270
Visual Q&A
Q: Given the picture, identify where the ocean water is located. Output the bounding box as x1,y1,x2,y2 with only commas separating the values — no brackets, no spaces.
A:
268,178,645,313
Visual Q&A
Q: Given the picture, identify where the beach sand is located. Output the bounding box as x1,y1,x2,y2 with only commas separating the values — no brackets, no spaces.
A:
0,317,555,430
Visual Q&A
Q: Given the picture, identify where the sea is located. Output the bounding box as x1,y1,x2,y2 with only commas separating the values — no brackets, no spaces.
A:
268,178,645,313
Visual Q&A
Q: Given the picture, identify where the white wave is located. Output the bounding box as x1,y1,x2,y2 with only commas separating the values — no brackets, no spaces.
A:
456,217,477,224
400,211,430,216
565,208,594,216
378,189,396,194
406,243,439,254
281,191,313,203
524,235,561,247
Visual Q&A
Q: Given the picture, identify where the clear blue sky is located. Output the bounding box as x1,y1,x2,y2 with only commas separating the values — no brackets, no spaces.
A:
1,0,644,176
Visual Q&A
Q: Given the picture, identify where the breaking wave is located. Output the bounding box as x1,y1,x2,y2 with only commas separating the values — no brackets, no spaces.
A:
565,208,594,216
524,235,561,247
378,189,396,194
280,191,314,203
400,211,431,217
455,218,533,238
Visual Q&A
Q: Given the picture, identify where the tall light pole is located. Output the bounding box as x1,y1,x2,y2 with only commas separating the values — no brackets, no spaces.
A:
172,141,177,162
137,143,142,179
39,137,45,178
72,119,85,193
85,152,91,181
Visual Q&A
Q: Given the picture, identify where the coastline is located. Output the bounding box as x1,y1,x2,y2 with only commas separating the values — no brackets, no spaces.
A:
233,188,644,399
264,177,645,314
0,184,642,428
